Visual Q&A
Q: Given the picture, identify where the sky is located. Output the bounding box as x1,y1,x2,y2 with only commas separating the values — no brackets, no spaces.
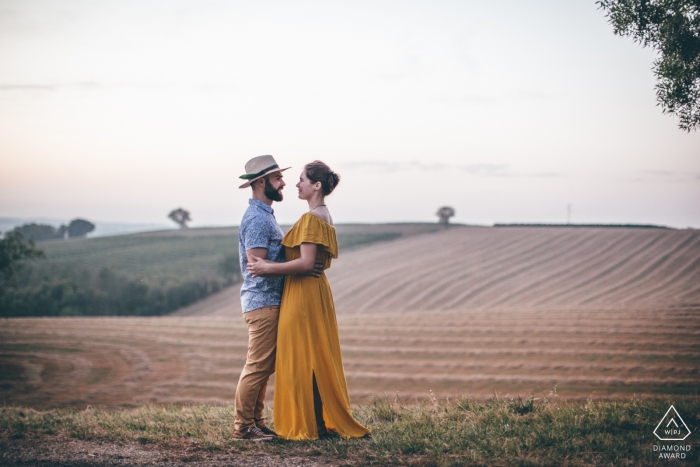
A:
1,0,698,228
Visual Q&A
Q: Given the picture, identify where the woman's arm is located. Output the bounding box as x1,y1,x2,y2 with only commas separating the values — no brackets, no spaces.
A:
248,243,318,277
245,248,282,278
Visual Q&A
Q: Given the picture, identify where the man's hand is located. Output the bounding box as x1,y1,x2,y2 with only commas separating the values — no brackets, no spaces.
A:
302,259,324,278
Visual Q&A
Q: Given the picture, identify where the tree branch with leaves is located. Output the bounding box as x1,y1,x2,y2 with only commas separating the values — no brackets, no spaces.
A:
0,231,45,285
598,0,700,131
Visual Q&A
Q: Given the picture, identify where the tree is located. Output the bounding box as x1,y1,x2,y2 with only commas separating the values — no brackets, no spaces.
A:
436,206,455,225
12,223,63,242
168,208,191,229
0,230,45,283
598,0,700,131
67,219,95,238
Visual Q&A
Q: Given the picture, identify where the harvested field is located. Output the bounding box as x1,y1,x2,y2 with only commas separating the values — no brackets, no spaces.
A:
1,226,699,409
1,308,698,408
176,225,700,315
329,226,700,313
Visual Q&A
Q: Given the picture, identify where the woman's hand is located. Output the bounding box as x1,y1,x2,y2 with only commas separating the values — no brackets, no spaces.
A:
304,259,325,277
247,255,272,277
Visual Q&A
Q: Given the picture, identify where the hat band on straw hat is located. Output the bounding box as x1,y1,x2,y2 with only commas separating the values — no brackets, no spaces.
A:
239,164,279,180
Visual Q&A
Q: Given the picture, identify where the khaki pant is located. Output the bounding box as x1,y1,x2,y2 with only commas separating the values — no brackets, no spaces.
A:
234,305,279,431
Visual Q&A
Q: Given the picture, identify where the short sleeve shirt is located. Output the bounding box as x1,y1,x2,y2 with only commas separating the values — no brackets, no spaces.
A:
238,199,285,313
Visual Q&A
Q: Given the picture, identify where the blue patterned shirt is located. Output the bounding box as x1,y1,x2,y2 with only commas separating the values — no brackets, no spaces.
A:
238,198,285,313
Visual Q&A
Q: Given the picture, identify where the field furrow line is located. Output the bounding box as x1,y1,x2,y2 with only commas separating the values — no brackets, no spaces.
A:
549,232,680,306
478,231,612,309
578,232,700,306
344,371,700,386
531,231,666,307
340,344,700,359
630,269,700,307
0,336,236,351
460,229,635,307
440,231,604,309
606,238,700,305
330,231,485,310
398,230,541,305
348,234,506,312
672,279,700,304
484,231,638,308
652,257,700,307
337,335,700,350
423,230,578,310
433,230,585,304
337,323,700,336
2,352,95,406
335,308,694,323
353,230,545,312
332,229,477,280
342,359,699,375
390,230,551,311
332,228,537,312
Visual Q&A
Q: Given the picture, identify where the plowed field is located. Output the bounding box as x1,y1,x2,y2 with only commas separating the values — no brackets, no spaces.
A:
1,226,698,408
329,226,700,313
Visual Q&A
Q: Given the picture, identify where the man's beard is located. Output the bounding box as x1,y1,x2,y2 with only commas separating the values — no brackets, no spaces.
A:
263,178,283,202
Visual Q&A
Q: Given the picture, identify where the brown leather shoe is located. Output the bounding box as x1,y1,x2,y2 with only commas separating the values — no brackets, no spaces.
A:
257,424,278,437
232,426,274,441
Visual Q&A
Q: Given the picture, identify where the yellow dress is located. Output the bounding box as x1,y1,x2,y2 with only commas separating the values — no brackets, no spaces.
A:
273,213,370,440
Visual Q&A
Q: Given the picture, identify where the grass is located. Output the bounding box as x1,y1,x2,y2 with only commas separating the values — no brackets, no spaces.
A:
2,395,698,466
36,233,239,287
33,230,402,286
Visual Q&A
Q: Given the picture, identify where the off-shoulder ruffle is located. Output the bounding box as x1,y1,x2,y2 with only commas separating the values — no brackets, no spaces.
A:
282,212,338,258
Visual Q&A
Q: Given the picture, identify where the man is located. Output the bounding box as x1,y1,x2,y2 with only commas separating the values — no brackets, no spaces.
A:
233,155,320,441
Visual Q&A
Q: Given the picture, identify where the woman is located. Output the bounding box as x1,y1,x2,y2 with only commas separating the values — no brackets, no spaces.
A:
247,160,369,440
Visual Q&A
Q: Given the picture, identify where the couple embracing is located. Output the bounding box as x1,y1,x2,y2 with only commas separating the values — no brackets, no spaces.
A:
232,155,369,441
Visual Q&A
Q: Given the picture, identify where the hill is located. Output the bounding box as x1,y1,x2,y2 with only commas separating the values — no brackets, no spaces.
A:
1,228,240,317
179,225,700,315
328,225,700,313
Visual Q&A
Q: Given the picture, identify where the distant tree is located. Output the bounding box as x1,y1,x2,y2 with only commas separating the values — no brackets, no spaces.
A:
436,206,455,225
598,0,700,131
67,219,95,238
12,223,63,242
0,230,45,283
168,208,191,229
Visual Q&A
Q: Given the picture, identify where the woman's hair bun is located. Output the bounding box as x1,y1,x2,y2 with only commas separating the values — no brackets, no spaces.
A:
305,161,340,195
327,171,339,192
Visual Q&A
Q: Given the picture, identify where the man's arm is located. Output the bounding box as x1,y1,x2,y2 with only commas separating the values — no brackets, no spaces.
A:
246,248,269,263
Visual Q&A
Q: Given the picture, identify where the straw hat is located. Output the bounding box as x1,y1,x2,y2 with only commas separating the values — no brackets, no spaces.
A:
239,155,291,189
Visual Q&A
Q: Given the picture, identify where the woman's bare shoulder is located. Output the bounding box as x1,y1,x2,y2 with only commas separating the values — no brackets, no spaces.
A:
305,210,333,226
